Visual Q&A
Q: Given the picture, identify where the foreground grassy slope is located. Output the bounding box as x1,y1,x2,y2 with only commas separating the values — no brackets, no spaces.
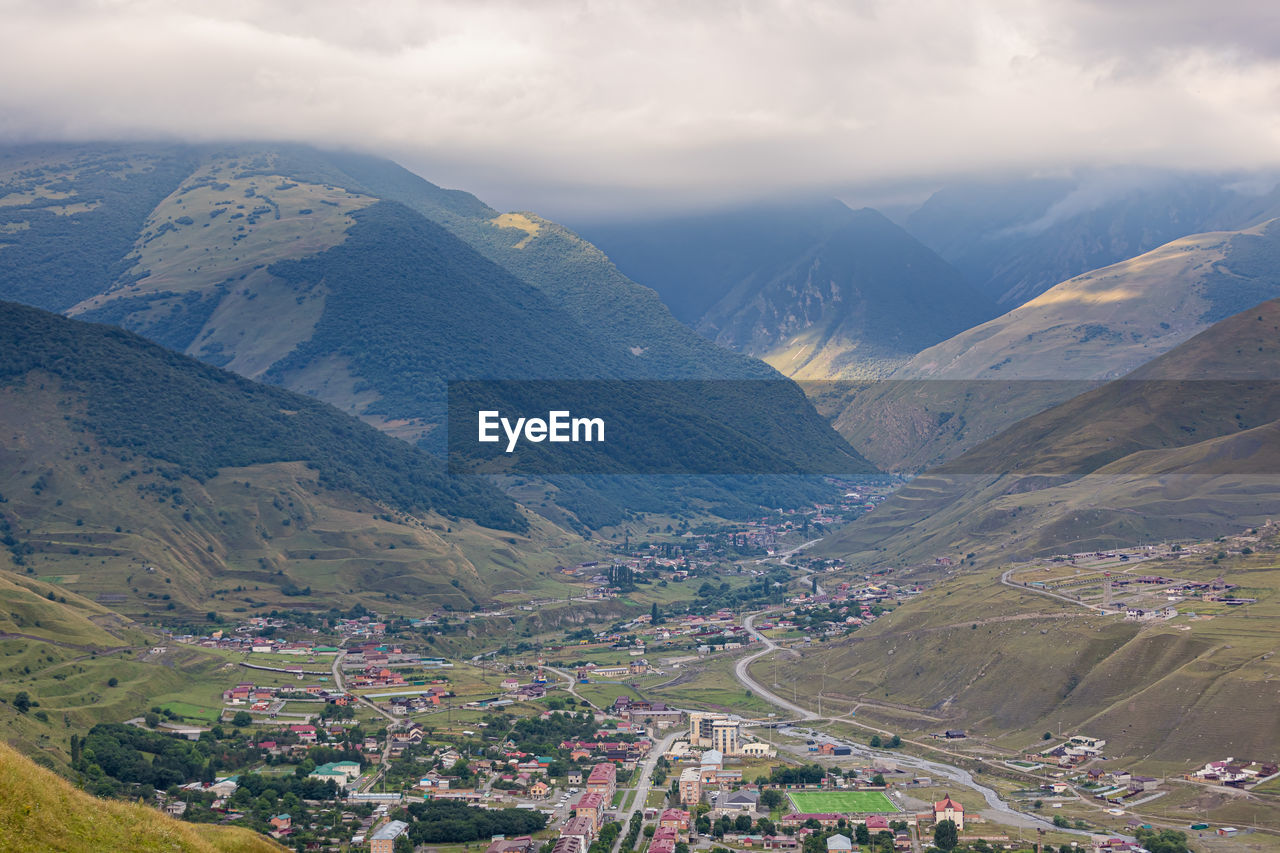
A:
819,297,1280,565
0,740,283,853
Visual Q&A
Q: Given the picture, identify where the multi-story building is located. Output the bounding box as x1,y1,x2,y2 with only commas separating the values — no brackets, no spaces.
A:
586,762,617,801
679,766,702,805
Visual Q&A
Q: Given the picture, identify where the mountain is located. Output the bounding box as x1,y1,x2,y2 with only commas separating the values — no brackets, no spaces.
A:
0,300,600,616
817,296,1280,566
0,739,283,852
904,170,1280,308
0,143,870,527
573,200,995,379
830,218,1280,472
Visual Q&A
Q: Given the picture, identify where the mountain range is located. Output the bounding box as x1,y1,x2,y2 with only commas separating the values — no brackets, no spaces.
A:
0,143,871,532
574,200,995,379
829,216,1280,472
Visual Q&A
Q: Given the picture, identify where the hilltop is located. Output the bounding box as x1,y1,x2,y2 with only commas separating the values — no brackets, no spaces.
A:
0,740,283,852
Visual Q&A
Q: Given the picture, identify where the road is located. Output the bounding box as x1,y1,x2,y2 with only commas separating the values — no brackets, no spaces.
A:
999,568,1109,612
331,645,400,792
736,612,815,720
542,665,602,711
612,729,683,853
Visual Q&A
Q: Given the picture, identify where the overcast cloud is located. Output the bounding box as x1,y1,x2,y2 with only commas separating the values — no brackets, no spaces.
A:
1,0,1278,215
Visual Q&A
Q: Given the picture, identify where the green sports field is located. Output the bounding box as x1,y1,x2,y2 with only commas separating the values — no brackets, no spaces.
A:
787,791,900,814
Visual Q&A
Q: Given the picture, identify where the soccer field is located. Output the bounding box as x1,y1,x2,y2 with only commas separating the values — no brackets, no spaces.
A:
787,790,900,814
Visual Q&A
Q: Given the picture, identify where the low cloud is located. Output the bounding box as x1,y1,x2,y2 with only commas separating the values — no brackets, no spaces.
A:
2,1,1278,215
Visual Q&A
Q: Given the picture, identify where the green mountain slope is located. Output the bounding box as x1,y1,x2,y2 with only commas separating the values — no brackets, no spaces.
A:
573,201,995,379
831,218,1280,473
818,296,1280,566
0,300,602,614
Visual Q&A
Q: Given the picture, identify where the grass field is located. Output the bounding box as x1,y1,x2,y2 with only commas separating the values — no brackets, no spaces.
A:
787,791,899,814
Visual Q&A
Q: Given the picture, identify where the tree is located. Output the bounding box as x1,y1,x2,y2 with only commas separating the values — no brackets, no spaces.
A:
933,819,958,852
232,711,253,728
871,773,885,787
869,735,882,748
735,815,753,832
13,692,30,714
855,824,871,845
1052,815,1069,828
394,834,414,853
1042,732,1053,740
760,789,783,809
888,735,901,748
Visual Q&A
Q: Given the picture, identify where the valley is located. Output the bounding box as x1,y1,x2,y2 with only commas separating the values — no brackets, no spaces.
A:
3,144,1280,853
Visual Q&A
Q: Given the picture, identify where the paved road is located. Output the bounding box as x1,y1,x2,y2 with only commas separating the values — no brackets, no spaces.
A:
736,612,815,720
612,729,683,853
331,645,400,792
999,568,1110,612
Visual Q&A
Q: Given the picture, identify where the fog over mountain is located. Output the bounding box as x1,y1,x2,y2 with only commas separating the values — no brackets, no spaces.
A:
3,1,1280,217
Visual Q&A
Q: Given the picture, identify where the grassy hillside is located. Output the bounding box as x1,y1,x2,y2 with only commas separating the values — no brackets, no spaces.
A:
831,218,1280,473
572,201,995,379
0,740,283,852
0,301,612,612
775,528,1280,774
0,144,195,311
818,297,1280,566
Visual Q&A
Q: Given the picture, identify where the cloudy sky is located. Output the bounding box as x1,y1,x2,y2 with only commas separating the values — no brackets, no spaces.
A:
2,0,1279,216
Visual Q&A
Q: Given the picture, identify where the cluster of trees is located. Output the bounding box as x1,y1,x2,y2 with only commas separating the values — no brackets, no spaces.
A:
400,799,547,844
755,763,826,786
75,724,215,792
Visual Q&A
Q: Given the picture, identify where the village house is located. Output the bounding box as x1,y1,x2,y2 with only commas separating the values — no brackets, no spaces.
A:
934,794,964,830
